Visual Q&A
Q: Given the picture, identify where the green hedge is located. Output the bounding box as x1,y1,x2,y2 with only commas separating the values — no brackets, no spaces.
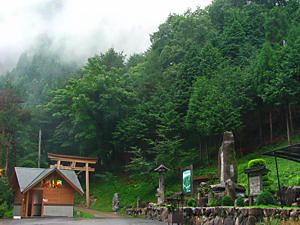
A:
248,158,266,169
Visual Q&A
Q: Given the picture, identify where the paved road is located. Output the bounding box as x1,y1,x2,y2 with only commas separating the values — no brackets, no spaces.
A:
0,218,167,225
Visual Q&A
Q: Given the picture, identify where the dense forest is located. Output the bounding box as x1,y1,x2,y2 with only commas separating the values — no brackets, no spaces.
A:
1,0,300,179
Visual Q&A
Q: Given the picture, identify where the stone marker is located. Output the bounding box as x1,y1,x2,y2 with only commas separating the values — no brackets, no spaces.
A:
112,193,119,212
218,131,238,184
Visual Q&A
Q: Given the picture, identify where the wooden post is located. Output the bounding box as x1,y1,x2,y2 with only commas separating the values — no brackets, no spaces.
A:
31,191,34,217
41,191,44,217
85,163,90,208
25,192,29,217
21,194,25,217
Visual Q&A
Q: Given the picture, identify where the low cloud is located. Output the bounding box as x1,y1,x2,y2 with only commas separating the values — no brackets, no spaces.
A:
0,0,212,74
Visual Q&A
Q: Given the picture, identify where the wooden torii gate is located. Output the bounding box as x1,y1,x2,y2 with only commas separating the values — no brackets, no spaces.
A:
47,152,97,207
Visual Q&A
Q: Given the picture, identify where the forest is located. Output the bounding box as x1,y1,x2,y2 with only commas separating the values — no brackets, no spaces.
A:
0,0,300,181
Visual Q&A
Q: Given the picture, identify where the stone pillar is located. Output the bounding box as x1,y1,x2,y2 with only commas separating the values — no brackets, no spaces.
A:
154,164,170,205
218,131,238,184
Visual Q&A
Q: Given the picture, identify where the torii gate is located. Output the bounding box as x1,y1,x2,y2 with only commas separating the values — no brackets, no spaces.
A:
47,152,97,208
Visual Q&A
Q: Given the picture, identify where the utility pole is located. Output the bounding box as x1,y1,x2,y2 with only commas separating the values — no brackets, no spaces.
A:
38,129,42,168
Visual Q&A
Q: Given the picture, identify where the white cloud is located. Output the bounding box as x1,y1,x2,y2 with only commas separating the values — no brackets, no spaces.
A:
0,0,212,73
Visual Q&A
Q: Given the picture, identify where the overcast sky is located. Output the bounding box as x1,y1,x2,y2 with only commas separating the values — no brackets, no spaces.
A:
0,0,212,73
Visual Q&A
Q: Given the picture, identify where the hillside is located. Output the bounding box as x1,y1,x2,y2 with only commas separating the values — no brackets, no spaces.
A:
87,135,300,212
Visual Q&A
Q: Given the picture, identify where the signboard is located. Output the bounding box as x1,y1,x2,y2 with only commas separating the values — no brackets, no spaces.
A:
249,176,261,195
181,165,193,194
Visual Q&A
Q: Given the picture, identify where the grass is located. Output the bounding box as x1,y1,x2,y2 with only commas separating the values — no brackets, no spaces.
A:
88,172,157,212
74,210,95,218
79,135,300,212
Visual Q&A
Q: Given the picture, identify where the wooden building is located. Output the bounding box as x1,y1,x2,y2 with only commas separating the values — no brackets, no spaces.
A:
10,167,83,217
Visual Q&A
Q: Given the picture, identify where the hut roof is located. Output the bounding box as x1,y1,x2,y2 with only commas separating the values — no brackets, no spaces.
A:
13,167,84,194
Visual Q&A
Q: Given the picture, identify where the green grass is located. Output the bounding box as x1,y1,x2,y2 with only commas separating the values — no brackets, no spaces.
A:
88,172,157,212
74,210,95,218
81,135,300,212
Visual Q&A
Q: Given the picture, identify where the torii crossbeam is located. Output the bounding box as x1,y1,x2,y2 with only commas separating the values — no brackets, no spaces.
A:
48,152,97,208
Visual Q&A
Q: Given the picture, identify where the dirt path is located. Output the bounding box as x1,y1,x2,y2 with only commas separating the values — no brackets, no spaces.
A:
74,206,125,218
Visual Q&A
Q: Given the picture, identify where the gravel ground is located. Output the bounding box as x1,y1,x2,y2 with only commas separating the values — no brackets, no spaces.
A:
0,218,167,225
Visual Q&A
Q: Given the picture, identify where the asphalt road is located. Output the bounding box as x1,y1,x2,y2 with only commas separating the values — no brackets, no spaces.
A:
0,218,167,225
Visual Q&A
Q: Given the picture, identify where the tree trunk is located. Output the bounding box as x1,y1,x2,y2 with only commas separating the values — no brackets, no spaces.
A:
12,133,17,166
269,110,273,143
205,141,209,167
289,104,294,135
5,135,11,176
259,111,264,145
199,141,202,165
286,108,292,146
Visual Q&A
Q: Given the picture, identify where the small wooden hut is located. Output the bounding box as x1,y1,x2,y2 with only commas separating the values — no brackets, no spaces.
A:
10,167,83,217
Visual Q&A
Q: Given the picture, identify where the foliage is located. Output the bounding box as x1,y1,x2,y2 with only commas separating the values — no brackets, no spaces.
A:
221,195,234,206
0,202,9,218
248,158,267,168
235,196,245,207
187,198,197,207
256,191,275,206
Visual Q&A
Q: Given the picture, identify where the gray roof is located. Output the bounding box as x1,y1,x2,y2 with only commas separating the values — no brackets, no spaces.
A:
14,167,84,194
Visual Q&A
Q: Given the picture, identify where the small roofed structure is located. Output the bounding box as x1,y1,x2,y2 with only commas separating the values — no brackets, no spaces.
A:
10,167,83,218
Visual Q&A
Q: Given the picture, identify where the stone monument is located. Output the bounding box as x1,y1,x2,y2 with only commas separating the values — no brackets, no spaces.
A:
112,193,119,212
210,131,245,200
154,164,170,205
218,131,238,184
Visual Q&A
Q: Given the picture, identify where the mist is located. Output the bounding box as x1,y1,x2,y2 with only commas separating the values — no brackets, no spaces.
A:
0,0,212,75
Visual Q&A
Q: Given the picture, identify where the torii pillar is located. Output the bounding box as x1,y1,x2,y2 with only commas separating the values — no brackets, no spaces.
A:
48,152,97,208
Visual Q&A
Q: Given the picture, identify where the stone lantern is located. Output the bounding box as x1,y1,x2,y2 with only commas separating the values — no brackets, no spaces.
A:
154,164,170,205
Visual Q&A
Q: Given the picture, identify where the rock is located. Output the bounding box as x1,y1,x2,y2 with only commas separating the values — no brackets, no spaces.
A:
246,216,257,225
160,208,168,222
290,209,299,218
224,216,234,225
213,216,223,225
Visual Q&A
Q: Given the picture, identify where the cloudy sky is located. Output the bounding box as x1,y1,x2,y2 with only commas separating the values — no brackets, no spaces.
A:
0,0,212,73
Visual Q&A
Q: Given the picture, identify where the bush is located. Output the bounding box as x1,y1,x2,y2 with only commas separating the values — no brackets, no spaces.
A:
256,191,275,206
235,196,244,207
0,202,8,218
187,198,197,207
248,158,266,169
221,195,234,206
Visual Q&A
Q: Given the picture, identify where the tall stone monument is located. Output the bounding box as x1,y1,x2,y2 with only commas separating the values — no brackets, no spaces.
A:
218,131,238,184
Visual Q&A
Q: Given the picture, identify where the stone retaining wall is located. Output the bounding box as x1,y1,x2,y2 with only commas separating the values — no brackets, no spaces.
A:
126,206,300,225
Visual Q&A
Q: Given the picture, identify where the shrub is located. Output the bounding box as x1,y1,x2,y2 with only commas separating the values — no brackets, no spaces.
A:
221,195,234,206
248,158,266,169
187,198,197,207
235,196,244,207
0,202,8,218
256,191,275,206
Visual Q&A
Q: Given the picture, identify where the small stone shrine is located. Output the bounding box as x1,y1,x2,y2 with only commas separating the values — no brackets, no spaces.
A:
244,165,268,205
154,164,170,205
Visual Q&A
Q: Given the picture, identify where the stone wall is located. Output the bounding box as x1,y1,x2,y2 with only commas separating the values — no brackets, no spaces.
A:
126,206,300,225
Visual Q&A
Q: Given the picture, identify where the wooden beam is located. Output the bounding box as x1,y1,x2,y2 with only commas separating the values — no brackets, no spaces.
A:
31,191,34,217
85,163,90,208
48,157,97,164
21,194,25,217
25,192,29,217
41,191,44,217
50,164,95,172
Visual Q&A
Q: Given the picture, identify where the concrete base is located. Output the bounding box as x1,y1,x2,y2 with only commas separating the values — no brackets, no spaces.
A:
44,205,73,217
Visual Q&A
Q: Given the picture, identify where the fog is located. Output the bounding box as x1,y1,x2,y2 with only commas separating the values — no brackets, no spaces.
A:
0,0,212,74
